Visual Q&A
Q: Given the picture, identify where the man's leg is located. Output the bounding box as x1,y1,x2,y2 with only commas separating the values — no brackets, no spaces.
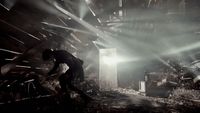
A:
65,69,92,102
66,80,92,102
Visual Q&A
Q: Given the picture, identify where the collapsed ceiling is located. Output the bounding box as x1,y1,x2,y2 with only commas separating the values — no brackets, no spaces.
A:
0,0,200,88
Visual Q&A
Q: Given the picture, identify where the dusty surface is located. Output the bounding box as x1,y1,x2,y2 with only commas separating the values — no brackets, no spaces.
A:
1,90,200,113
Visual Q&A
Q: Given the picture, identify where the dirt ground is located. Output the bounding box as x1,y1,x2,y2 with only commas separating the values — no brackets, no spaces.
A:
1,90,200,113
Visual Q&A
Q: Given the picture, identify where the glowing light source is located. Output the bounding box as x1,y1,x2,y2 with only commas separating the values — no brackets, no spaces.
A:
85,0,91,4
99,48,118,90
102,56,118,65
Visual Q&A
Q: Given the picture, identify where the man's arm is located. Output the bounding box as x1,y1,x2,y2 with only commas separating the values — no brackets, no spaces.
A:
48,62,59,75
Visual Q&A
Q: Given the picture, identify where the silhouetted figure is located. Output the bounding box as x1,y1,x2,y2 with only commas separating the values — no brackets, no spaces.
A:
42,49,90,101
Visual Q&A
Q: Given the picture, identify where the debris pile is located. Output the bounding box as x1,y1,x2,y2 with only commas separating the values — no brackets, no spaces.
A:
113,88,140,95
169,88,200,101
